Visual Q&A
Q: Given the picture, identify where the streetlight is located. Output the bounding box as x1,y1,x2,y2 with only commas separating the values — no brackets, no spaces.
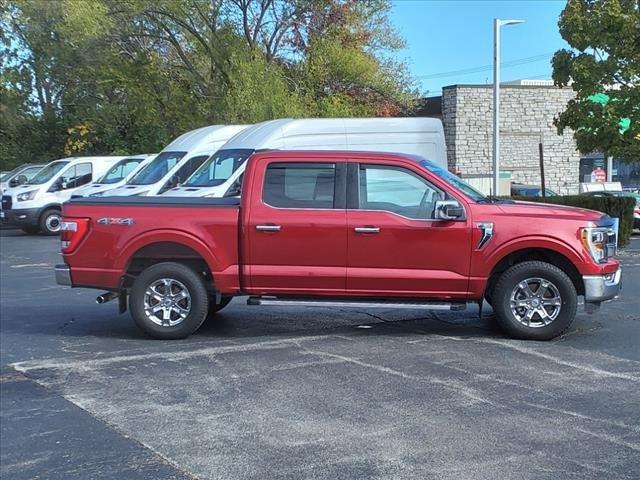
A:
493,18,525,197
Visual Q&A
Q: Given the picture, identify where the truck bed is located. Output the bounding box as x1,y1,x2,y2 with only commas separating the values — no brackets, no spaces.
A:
62,195,241,292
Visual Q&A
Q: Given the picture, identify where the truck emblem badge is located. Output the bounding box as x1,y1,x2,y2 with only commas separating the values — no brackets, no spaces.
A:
476,222,494,249
97,217,135,226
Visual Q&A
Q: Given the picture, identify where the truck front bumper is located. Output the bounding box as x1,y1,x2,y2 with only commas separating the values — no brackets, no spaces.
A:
55,264,72,286
1,207,40,227
583,268,622,303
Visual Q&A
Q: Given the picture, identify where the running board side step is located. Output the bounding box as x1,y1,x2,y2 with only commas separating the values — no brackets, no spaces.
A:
247,297,466,311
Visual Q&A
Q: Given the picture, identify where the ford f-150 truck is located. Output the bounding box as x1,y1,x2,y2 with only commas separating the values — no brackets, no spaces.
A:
56,151,621,340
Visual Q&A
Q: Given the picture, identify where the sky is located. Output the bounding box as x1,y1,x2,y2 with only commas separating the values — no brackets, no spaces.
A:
390,0,570,96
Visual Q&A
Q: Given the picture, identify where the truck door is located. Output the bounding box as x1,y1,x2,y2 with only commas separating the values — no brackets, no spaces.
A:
245,160,347,294
346,162,473,299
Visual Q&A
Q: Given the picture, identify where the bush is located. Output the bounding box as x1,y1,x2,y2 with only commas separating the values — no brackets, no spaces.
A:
512,195,635,247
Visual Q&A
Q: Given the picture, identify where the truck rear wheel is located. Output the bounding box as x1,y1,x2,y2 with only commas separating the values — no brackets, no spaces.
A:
129,262,209,339
492,261,577,340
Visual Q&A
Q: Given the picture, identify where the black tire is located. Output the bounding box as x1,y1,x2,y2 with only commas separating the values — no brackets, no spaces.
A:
39,209,62,236
129,262,209,339
208,296,232,317
21,226,41,234
492,261,577,340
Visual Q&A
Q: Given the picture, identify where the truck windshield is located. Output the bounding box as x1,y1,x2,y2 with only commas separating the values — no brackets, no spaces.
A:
128,152,186,185
184,149,254,187
1,166,23,181
419,159,487,202
26,161,70,185
98,157,145,184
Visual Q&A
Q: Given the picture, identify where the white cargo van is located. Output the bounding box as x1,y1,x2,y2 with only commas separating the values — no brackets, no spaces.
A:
106,125,249,197
1,156,124,234
71,154,156,198
163,117,447,198
1,164,46,192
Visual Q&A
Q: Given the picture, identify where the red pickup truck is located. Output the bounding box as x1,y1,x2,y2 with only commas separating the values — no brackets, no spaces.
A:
56,151,621,340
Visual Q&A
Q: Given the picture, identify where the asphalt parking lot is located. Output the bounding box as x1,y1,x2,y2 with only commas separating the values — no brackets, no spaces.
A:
1,229,639,480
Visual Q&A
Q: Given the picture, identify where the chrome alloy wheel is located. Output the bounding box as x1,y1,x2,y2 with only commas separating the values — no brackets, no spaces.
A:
143,278,192,327
510,277,562,328
46,213,61,232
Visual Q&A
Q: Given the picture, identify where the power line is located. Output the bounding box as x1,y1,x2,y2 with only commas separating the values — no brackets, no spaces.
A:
416,52,555,80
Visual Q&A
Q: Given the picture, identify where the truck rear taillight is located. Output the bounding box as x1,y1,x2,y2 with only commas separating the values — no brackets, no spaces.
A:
60,218,90,254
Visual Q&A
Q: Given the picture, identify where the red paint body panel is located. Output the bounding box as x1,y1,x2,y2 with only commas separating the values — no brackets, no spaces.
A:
62,204,240,292
61,150,619,301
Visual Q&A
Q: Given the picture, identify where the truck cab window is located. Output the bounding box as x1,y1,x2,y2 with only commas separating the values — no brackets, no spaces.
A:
263,163,336,209
359,165,442,219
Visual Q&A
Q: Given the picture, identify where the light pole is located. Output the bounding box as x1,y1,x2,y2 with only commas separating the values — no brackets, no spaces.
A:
493,18,524,196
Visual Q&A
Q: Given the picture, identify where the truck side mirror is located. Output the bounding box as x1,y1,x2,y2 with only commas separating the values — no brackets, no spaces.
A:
10,174,28,187
435,200,464,220
168,174,180,188
224,181,241,198
224,175,243,198
49,178,63,192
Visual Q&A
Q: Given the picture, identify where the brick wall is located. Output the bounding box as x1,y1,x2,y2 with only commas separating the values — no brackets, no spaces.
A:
442,85,580,194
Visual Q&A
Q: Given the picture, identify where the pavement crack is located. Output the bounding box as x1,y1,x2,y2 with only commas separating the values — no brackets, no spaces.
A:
293,341,499,407
574,427,640,452
429,334,640,383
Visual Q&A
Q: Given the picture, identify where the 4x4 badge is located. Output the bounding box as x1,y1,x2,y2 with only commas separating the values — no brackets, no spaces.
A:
97,217,134,226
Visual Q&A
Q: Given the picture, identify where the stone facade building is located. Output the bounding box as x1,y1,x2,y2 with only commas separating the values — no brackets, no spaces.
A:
421,83,581,195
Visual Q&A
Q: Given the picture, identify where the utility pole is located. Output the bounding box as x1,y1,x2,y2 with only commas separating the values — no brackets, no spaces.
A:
493,18,524,196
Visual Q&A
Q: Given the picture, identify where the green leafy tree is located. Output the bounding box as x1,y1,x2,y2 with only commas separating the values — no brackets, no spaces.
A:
1,0,417,169
552,0,640,161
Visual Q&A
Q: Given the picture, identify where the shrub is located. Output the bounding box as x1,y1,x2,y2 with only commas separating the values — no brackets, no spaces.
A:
511,195,635,247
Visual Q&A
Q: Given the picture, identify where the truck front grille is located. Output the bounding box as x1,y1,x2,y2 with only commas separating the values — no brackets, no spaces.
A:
1,195,11,210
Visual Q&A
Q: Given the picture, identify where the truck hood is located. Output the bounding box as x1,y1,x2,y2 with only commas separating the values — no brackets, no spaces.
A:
72,182,124,197
2,184,39,200
162,186,212,197
498,200,606,223
103,185,151,196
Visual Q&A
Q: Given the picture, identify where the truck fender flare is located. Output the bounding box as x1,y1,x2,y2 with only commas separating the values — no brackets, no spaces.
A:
484,236,584,274
116,229,221,275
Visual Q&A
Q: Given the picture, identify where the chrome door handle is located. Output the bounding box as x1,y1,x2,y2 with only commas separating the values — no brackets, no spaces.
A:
354,227,380,234
256,225,281,232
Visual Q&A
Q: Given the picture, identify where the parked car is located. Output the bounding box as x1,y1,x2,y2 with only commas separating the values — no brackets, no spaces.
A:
71,154,156,198
0,163,46,192
580,190,640,200
105,125,248,197
580,190,640,229
510,183,558,197
56,151,620,341
1,156,125,234
163,117,447,198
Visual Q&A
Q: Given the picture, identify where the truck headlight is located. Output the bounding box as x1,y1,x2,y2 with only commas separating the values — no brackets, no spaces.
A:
17,190,38,202
581,226,615,263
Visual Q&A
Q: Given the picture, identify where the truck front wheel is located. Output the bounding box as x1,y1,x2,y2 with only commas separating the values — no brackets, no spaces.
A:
492,261,577,340
39,209,62,235
129,262,209,339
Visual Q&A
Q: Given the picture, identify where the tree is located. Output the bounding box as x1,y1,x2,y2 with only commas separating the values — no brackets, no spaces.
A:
552,0,640,161
0,0,417,169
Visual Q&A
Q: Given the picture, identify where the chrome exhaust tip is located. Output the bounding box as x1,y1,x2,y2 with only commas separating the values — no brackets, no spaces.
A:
96,292,119,304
